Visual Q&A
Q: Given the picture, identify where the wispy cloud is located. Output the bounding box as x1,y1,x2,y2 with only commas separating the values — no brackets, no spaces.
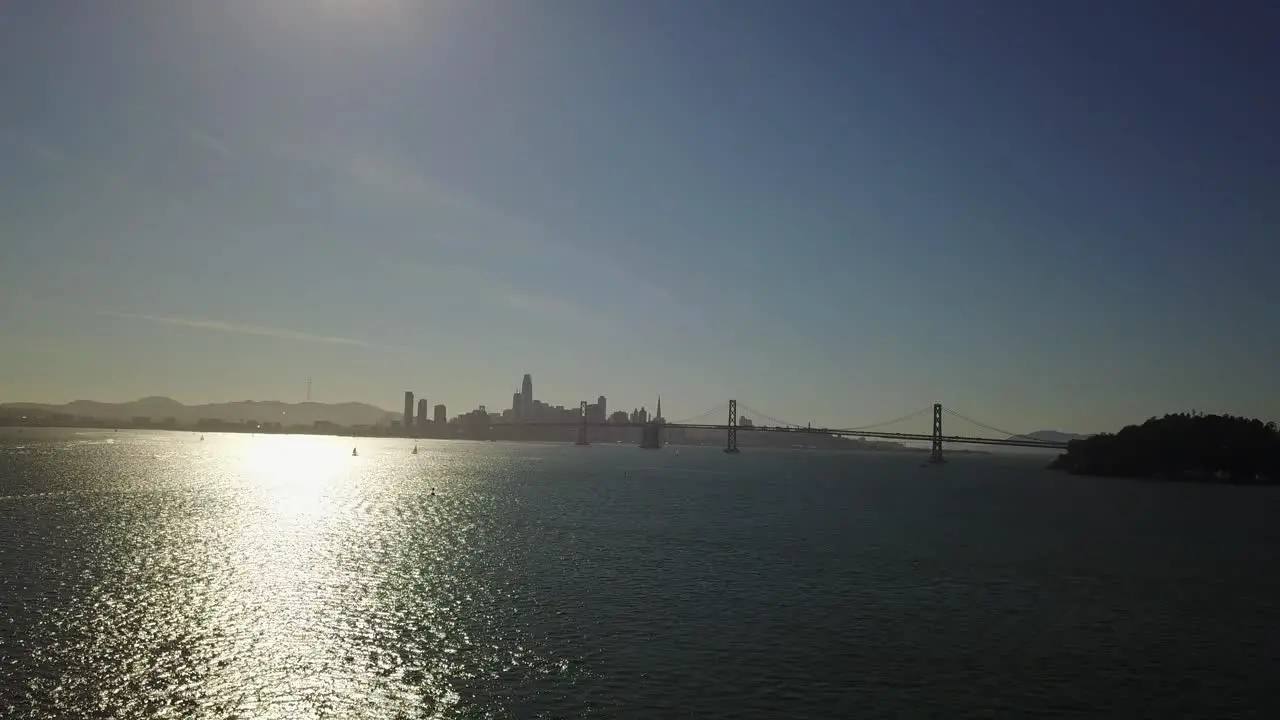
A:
96,310,407,351
188,128,233,157
340,150,537,244
498,291,615,337
4,127,191,217
246,132,535,246
634,280,675,304
382,260,615,335
25,139,64,164
345,151,436,198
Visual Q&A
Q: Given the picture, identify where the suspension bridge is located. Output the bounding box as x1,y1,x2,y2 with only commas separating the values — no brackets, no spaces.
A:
550,400,1071,463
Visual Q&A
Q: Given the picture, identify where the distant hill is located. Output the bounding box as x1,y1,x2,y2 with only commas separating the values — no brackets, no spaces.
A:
1011,430,1091,444
0,397,398,427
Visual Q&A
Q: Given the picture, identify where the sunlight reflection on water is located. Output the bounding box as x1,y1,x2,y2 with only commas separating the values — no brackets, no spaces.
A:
2,433,584,718
3,429,1280,718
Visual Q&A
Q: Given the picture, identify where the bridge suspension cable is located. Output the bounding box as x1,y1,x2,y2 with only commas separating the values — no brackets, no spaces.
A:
942,407,1038,441
667,402,1048,446
737,404,803,429
836,407,932,433
735,403,934,434
670,402,728,425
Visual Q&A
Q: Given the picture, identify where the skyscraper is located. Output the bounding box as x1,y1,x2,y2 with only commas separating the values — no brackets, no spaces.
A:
521,374,533,419
417,398,428,427
512,391,522,420
598,395,607,421
433,404,446,424
403,391,414,430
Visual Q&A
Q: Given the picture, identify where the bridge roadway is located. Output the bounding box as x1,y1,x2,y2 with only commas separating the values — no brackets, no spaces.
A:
503,420,1069,450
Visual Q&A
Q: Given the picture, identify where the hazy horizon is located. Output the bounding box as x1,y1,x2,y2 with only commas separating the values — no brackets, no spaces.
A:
0,386,1197,439
3,1,1278,435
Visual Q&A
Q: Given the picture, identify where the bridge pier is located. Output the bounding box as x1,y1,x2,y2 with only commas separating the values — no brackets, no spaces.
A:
575,400,589,445
929,403,945,463
639,420,662,449
724,399,740,453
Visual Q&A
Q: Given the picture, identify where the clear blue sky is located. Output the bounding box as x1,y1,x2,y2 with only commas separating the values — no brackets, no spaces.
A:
1,0,1277,434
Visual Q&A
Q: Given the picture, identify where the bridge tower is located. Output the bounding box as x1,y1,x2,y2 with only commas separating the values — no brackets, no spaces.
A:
724,399,740,453
929,403,945,464
575,400,589,445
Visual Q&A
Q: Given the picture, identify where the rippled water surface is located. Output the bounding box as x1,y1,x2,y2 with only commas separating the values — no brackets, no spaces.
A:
2,429,1279,718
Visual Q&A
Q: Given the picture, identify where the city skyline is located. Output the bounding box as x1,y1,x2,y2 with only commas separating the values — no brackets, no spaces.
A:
411,372,660,428
0,368,697,431
1,2,1277,434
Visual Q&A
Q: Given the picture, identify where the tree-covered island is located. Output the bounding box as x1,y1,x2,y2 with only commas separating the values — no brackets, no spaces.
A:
1049,412,1280,484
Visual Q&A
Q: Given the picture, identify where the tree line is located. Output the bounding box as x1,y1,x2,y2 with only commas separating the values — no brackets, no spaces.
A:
1049,412,1280,484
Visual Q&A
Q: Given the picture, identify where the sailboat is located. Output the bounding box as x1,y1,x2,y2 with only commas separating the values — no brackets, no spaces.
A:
412,443,418,455
351,447,358,457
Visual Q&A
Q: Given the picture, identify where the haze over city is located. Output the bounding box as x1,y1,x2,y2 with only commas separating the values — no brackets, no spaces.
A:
2,1,1277,433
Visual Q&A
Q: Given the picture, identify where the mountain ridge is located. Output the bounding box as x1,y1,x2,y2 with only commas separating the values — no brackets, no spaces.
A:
1010,430,1092,444
0,397,398,427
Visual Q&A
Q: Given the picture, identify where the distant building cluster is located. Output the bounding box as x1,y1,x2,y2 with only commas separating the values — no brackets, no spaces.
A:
393,372,667,437
401,390,445,433
492,374,612,425
619,399,663,425
503,373,599,424
432,372,666,429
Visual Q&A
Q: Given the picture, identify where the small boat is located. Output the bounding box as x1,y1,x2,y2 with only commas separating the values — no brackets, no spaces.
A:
200,435,205,441
412,444,418,455
351,447,358,457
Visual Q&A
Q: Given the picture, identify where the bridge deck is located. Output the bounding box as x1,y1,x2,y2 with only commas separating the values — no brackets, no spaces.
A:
493,421,1067,449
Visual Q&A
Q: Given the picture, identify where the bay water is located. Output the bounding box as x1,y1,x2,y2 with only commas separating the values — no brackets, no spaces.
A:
2,429,1277,718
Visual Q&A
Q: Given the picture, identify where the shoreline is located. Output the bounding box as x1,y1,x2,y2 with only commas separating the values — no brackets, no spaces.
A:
0,423,994,454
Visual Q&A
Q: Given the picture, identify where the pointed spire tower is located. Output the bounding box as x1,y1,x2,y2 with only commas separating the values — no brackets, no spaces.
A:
640,394,663,449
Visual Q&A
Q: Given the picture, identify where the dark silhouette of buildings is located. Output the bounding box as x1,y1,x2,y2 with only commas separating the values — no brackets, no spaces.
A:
433,404,446,424
416,398,428,428
521,374,533,419
502,372,599,424
584,397,607,423
639,396,664,449
403,391,414,429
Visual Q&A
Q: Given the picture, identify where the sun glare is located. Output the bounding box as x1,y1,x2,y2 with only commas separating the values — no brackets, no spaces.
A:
237,435,351,519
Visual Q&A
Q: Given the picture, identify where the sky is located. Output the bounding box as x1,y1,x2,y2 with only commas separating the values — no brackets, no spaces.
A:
1,0,1278,436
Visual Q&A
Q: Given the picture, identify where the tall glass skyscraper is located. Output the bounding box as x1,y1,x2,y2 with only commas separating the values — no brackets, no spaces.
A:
521,374,533,419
